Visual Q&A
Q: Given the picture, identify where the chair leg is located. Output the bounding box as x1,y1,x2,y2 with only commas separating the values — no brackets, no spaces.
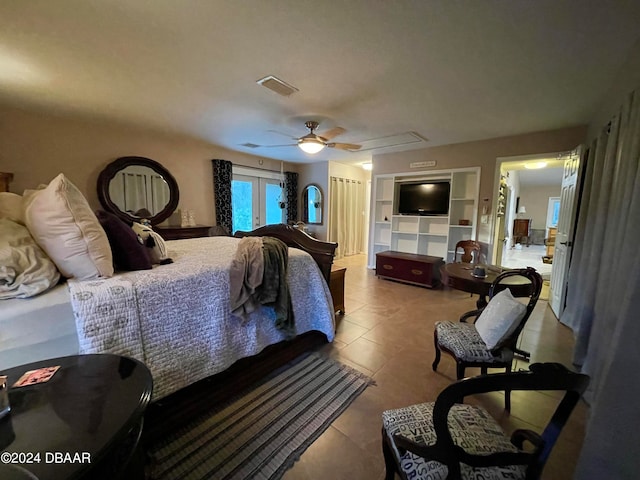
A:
382,429,398,480
505,364,512,412
432,331,441,371
456,363,465,380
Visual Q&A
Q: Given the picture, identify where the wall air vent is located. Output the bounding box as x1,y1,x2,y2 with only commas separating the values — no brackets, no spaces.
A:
256,75,299,97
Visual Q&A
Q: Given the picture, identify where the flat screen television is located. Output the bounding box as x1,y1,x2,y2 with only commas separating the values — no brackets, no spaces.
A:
397,181,450,215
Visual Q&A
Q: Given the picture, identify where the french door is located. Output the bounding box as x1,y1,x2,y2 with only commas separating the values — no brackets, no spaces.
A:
231,174,284,233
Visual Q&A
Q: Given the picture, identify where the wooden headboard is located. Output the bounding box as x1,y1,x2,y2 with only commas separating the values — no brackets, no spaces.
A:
234,224,337,285
0,172,13,192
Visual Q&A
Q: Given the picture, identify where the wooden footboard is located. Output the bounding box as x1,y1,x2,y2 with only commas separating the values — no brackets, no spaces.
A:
234,224,337,285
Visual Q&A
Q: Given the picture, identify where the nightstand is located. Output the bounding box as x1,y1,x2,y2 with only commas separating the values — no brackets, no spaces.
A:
329,266,346,315
155,225,212,240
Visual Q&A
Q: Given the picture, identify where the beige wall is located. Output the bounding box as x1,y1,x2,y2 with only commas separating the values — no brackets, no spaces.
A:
372,126,586,247
296,160,372,241
519,184,561,233
296,161,329,239
0,104,296,227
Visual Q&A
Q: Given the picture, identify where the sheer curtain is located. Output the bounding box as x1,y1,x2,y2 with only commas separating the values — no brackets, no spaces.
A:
561,89,640,479
329,177,365,259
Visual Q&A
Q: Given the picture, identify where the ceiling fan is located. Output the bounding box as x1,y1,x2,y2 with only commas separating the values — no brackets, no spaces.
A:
261,121,362,154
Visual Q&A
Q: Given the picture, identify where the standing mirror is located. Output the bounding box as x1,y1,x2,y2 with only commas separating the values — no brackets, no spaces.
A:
97,156,179,225
301,184,323,225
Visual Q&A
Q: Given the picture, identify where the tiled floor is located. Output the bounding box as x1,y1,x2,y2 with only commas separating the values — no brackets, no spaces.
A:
283,254,587,480
502,244,553,279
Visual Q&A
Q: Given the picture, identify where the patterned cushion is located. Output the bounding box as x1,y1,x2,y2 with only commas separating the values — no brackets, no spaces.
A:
436,321,511,363
382,402,526,480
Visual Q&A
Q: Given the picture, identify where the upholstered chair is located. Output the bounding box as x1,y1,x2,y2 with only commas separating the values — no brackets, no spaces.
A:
382,363,589,480
432,267,543,410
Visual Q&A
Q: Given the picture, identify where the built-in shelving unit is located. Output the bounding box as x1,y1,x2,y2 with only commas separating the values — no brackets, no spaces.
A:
368,168,480,268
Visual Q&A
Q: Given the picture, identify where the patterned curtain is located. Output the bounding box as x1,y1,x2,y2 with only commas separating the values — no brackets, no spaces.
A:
211,159,233,234
284,171,298,224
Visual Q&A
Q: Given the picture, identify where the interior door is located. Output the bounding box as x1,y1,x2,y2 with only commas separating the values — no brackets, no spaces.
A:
549,147,583,318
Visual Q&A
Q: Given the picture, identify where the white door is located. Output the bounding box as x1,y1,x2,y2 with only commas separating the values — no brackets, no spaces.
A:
231,174,284,233
550,147,583,318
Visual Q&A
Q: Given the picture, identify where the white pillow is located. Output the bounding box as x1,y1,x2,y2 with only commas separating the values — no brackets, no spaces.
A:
475,288,527,350
0,218,60,299
0,192,25,225
24,173,114,280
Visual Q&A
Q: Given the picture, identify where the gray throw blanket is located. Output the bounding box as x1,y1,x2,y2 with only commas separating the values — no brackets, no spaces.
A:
259,236,294,337
229,236,294,337
229,237,264,317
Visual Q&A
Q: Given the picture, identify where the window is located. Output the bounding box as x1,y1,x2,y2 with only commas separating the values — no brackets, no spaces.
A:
547,197,561,228
231,167,284,233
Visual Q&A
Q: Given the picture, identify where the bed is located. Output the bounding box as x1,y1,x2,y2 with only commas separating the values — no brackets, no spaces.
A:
1,169,338,438
1,227,337,398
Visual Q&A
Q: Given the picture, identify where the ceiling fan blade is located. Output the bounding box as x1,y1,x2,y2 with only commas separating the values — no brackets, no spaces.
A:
318,126,346,141
328,142,362,151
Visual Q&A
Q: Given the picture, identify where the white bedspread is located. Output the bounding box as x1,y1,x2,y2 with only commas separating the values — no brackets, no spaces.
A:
68,236,335,400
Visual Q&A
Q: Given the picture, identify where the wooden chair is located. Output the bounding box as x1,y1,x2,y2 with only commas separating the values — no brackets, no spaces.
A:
453,240,481,263
432,267,543,410
382,363,589,480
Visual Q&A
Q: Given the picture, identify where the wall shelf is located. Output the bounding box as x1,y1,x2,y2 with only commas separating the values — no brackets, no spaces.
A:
368,168,480,267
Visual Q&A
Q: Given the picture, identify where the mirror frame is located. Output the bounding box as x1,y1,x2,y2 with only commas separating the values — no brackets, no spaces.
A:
301,183,323,225
97,156,179,225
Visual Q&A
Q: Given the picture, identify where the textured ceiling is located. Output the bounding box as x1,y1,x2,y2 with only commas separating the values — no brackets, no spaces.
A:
1,1,639,165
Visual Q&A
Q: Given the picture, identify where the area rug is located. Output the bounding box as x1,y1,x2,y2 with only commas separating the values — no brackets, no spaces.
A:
147,353,374,480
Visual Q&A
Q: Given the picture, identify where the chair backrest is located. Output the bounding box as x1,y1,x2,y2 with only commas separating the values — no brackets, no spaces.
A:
430,363,589,479
454,240,481,263
488,267,543,350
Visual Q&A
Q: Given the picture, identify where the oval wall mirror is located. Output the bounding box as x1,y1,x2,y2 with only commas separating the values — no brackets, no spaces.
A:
97,156,179,225
301,184,323,225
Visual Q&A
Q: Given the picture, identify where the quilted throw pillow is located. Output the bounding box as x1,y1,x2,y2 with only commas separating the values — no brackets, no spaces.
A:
24,173,114,280
474,288,527,350
95,210,152,271
0,218,60,299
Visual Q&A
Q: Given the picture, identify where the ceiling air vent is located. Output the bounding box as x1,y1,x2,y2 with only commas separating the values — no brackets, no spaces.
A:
256,75,298,97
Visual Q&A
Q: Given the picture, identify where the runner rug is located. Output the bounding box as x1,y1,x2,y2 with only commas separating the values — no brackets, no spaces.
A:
147,353,374,480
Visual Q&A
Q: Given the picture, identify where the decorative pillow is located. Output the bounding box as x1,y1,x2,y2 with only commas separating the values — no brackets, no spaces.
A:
131,222,172,264
0,192,25,225
95,210,152,271
24,173,114,280
0,218,60,299
474,289,527,350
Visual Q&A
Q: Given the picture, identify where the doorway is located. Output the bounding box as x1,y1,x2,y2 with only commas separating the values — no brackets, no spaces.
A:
231,168,285,233
491,154,567,295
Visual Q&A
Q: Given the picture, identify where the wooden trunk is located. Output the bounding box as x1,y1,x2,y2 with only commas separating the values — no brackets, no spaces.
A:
375,251,444,288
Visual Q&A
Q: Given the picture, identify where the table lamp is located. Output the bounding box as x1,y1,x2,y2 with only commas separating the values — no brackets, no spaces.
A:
517,206,527,217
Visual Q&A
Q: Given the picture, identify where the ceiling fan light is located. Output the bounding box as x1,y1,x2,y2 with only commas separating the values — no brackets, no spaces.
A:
524,161,548,169
298,139,325,154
